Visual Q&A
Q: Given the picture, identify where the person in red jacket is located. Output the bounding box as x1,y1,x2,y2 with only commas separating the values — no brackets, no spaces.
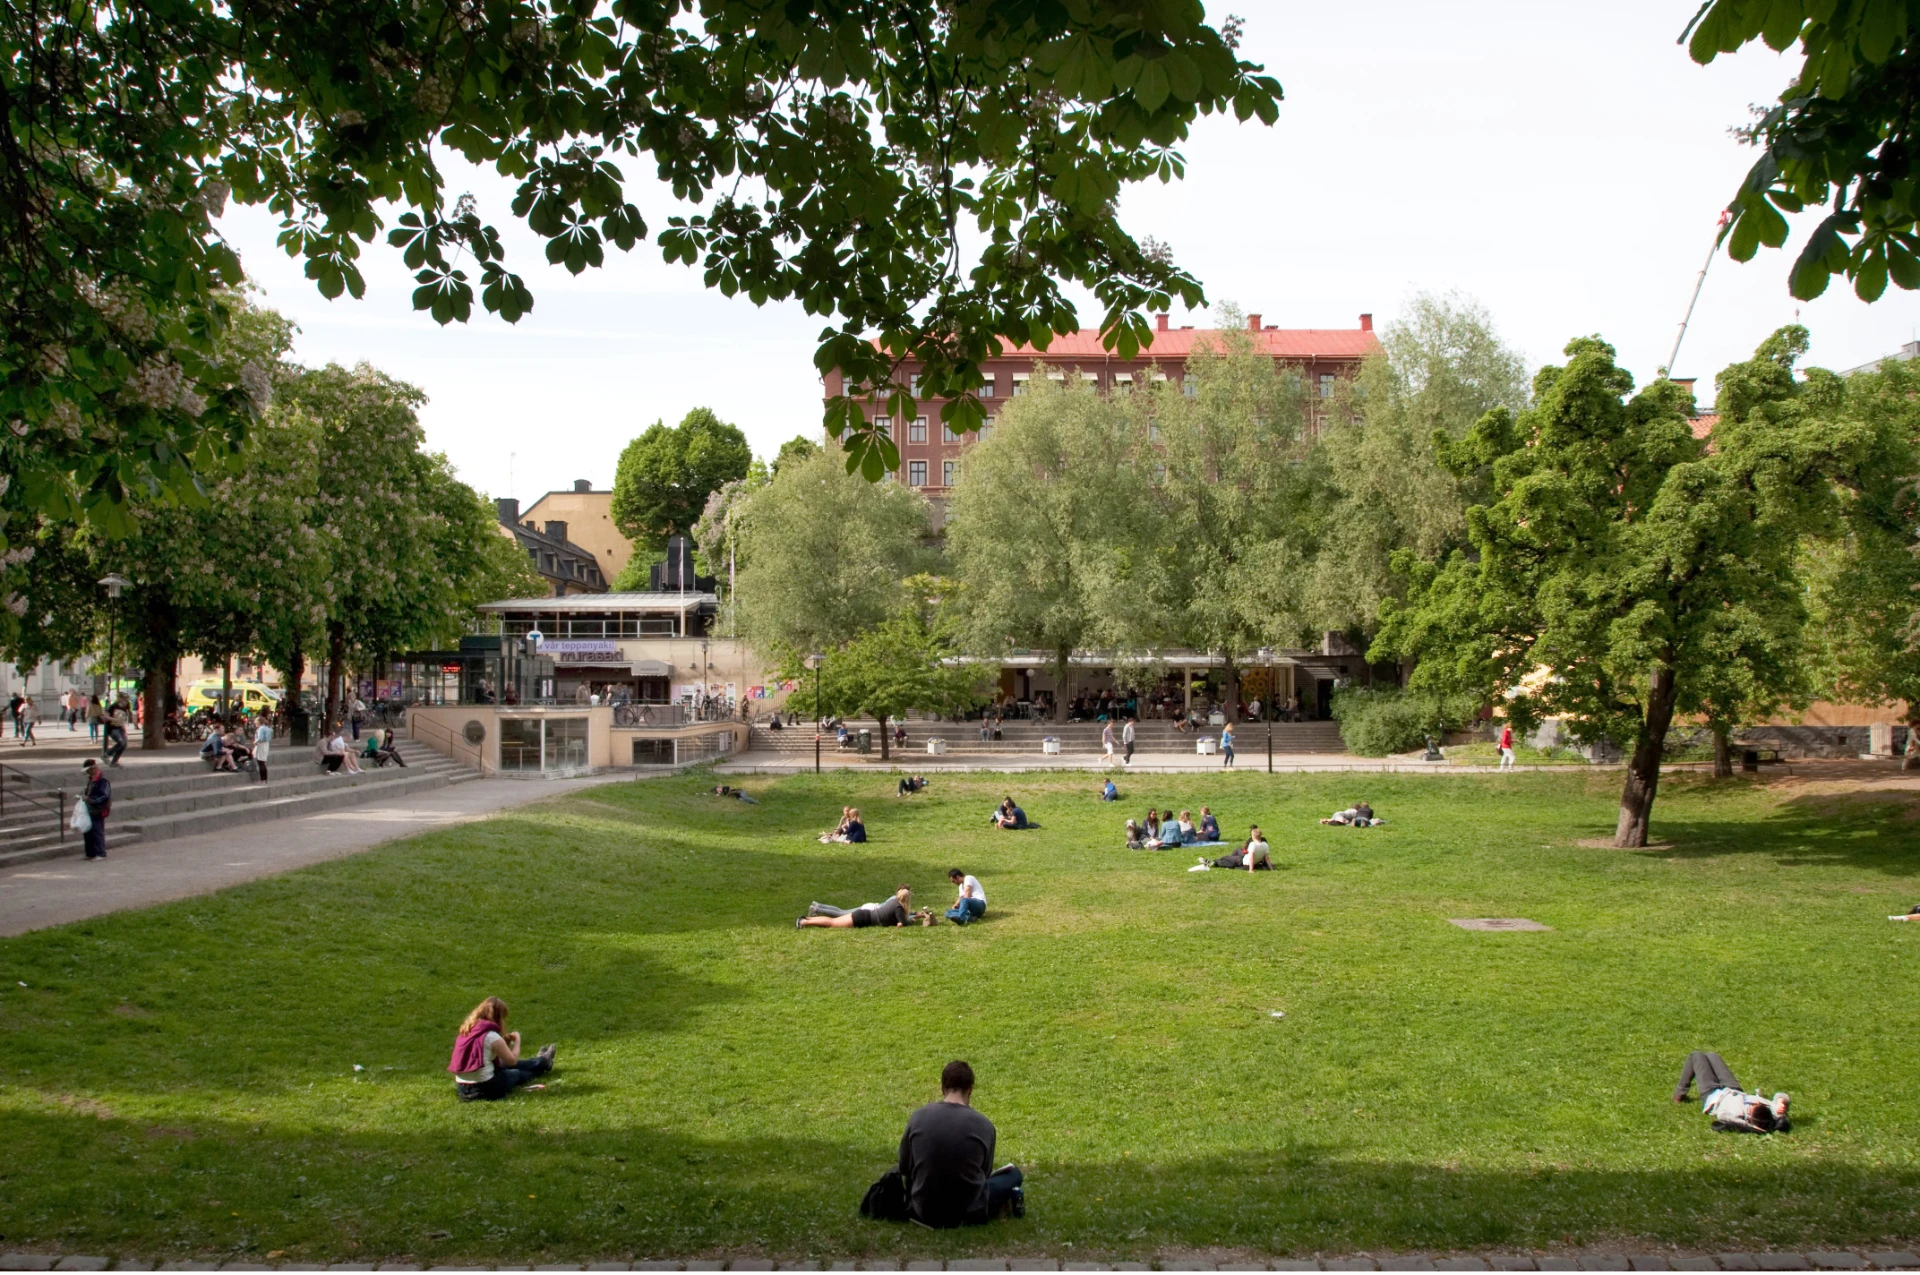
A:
1498,722,1516,770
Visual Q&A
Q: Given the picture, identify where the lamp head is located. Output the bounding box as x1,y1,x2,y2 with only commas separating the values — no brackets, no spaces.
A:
804,652,824,670
98,573,131,600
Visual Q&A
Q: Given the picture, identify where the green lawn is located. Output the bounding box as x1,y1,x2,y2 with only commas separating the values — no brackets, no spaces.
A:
3,769,1918,1264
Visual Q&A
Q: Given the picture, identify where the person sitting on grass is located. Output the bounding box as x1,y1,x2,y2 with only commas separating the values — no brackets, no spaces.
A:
1321,801,1378,827
1149,810,1188,850
1198,806,1220,842
1673,1050,1790,1133
1142,808,1162,843
820,807,867,844
1100,778,1119,802
989,797,1028,830
448,996,555,1102
946,869,987,925
896,1060,1024,1227
799,886,930,928
1211,825,1271,871
898,775,929,797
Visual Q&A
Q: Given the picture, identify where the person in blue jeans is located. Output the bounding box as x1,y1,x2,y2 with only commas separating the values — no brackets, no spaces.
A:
946,869,987,925
449,996,556,1102
1221,722,1236,767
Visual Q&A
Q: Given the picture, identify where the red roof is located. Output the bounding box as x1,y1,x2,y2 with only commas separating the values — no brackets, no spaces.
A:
1690,413,1718,440
990,326,1382,362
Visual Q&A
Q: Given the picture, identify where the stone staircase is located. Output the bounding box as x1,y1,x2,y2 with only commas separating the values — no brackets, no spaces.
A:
0,739,476,870
746,718,1347,759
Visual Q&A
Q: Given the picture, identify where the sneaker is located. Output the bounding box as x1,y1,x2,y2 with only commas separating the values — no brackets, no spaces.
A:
796,916,807,928
537,1043,557,1063
1008,1186,1025,1219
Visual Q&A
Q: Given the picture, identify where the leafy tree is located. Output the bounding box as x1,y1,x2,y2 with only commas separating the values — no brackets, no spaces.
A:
792,578,992,761
2,0,1281,530
772,436,822,478
1374,330,1867,846
733,447,932,659
1304,293,1531,647
1801,356,1920,741
610,409,752,554
1124,320,1314,720
1689,0,1920,301
945,373,1141,721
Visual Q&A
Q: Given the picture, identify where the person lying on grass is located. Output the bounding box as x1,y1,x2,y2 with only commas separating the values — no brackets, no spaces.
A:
988,797,1028,830
898,775,929,796
897,1060,1025,1227
448,996,555,1102
946,869,987,925
1673,1050,1790,1133
711,784,757,803
799,886,933,928
1321,801,1379,827
1211,825,1271,871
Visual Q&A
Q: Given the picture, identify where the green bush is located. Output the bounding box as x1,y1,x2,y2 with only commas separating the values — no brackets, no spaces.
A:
1332,685,1474,757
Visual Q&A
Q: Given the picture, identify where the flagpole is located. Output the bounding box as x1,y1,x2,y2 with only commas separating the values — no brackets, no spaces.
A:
1664,210,1730,377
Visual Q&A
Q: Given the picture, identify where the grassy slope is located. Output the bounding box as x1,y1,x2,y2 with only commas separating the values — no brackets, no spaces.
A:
0,770,1916,1264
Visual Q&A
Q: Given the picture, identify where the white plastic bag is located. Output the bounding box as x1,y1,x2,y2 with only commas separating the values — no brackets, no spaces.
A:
69,801,91,834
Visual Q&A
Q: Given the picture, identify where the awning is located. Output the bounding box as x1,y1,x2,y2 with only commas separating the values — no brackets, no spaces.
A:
554,660,672,677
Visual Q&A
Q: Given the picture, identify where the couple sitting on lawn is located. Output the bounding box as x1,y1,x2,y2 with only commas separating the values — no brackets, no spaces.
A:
1190,825,1272,872
988,797,1028,830
1128,806,1221,849
799,870,989,928
820,806,867,843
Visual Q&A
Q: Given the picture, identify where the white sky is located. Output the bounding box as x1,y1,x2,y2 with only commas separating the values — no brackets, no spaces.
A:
215,0,1920,504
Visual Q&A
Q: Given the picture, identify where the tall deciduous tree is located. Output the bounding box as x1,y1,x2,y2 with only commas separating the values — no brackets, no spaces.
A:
1375,331,1867,847
611,409,752,554
2,0,1280,535
1304,293,1531,647
732,447,932,659
1125,321,1314,719
945,373,1140,721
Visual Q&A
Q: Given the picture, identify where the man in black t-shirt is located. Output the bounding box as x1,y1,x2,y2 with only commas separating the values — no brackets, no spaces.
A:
897,1060,1023,1227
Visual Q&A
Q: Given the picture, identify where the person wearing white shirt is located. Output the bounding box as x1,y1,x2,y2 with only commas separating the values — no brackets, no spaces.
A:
946,869,987,925
252,719,273,783
1673,1051,1789,1133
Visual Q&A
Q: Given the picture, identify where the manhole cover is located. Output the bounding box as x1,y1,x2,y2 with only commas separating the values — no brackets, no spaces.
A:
1449,917,1550,931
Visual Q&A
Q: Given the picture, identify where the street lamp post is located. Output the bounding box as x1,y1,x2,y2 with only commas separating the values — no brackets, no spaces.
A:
1258,646,1275,774
98,572,130,698
805,652,824,774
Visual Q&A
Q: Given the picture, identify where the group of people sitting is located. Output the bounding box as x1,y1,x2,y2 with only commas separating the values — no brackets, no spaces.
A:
316,725,406,776
987,797,1029,830
200,718,271,780
798,869,989,929
1126,806,1222,849
818,807,868,843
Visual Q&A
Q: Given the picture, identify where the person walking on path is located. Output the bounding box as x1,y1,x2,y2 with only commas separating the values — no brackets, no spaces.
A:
1101,721,1116,767
6,692,20,740
103,699,129,766
80,758,111,860
1123,717,1135,766
1498,722,1516,770
86,694,102,742
1221,722,1236,767
17,696,37,746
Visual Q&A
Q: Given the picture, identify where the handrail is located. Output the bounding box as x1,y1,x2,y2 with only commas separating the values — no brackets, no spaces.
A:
409,712,491,776
0,762,68,846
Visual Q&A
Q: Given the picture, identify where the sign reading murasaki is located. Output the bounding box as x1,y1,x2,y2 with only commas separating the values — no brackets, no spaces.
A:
542,640,620,663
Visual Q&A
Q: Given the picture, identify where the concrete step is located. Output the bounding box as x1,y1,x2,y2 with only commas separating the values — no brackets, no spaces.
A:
748,724,1348,756
0,743,476,870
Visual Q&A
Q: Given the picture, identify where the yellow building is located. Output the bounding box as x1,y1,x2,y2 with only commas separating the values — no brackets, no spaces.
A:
521,480,635,585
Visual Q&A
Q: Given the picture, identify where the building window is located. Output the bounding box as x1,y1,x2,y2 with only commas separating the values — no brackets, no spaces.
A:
942,421,964,443
909,417,928,443
979,378,995,398
1112,373,1133,393
1011,373,1030,395
1182,377,1196,398
908,460,928,487
943,460,957,486
909,375,923,397
980,416,994,439
1149,423,1162,441
1319,373,1335,399
875,415,891,439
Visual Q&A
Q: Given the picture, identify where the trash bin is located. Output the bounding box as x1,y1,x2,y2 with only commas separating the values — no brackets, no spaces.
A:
927,738,948,756
1042,736,1061,755
857,728,872,755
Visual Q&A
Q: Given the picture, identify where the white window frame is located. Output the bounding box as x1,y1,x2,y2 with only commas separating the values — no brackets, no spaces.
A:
979,378,995,398
980,416,994,439
1318,373,1336,399
909,416,928,443
874,415,892,439
908,460,928,487
943,460,957,487
1011,373,1031,395
1112,372,1133,393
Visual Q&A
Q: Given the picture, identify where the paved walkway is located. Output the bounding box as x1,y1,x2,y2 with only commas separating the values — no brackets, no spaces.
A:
0,773,627,938
0,1248,1914,1270
717,751,1568,776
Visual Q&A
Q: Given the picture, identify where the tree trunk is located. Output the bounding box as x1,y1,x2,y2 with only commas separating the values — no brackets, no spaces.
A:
142,657,170,751
1053,648,1072,723
326,622,346,727
1711,723,1733,779
878,710,890,762
1615,665,1678,848
1222,656,1240,723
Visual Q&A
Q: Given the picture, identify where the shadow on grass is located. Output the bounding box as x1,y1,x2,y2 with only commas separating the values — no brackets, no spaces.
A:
5,1107,1918,1262
1636,796,1920,877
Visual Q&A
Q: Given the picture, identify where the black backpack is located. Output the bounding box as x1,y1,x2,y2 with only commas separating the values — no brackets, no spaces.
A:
860,1168,910,1222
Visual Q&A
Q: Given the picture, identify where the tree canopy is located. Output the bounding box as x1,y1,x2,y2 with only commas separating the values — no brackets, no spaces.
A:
1691,0,1920,301
610,408,753,554
1,0,1282,542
